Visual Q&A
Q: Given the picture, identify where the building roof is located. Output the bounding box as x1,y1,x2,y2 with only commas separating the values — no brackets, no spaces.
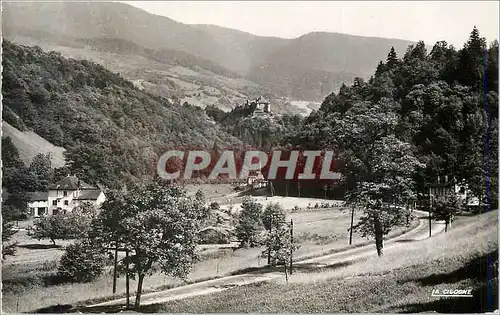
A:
48,176,94,191
29,191,48,202
74,189,102,200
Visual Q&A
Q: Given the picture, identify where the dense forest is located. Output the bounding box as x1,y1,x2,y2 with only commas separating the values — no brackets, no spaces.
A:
2,40,241,188
285,27,498,207
205,103,304,148
1,26,498,209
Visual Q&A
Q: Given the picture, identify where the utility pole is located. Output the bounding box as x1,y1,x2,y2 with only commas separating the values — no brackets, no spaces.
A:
125,249,130,309
349,205,355,245
428,186,432,237
112,241,118,294
289,219,294,275
268,218,272,265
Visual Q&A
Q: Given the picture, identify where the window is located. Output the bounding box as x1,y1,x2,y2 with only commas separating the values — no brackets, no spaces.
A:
64,200,69,206
38,207,46,216
52,200,57,206
53,209,60,215
63,191,68,197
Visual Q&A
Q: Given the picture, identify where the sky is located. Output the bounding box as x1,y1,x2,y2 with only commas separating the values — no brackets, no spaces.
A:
126,1,499,48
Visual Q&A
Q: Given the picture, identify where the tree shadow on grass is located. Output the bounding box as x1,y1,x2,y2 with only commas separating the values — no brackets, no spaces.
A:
398,250,499,313
401,251,498,286
394,239,416,243
3,272,72,295
70,304,129,314
34,304,74,313
291,261,354,273
18,243,63,250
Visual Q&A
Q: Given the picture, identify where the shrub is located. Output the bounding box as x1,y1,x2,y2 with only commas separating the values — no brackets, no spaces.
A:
58,240,107,282
235,198,264,247
28,204,96,245
199,227,231,244
262,203,286,231
28,215,72,245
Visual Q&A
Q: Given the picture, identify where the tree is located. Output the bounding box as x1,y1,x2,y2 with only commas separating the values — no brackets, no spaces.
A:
28,153,53,191
331,99,423,256
285,27,497,254
2,136,32,220
432,194,463,232
2,136,23,169
235,197,264,247
486,40,499,94
58,239,108,282
96,181,205,308
387,47,400,69
261,224,297,280
2,219,18,259
28,213,84,245
65,202,99,238
457,26,487,89
262,202,286,231
199,201,235,244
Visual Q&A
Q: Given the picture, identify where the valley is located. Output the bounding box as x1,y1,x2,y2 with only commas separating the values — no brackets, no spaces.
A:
1,2,498,314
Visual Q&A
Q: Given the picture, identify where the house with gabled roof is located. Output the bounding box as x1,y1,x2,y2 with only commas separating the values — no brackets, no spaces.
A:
28,175,106,216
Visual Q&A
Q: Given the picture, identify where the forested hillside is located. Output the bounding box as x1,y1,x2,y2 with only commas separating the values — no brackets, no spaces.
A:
2,40,241,188
286,28,499,206
3,1,417,101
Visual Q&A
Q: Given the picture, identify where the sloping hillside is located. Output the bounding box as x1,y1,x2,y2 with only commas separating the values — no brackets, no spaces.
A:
246,31,414,99
2,121,66,168
5,34,309,115
3,1,419,101
1,40,241,188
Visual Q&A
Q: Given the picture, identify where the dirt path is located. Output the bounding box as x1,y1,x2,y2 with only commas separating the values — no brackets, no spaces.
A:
87,211,443,309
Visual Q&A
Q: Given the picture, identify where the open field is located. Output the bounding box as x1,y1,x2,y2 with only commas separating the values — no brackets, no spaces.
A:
184,183,239,201
129,210,498,313
220,196,345,211
2,120,66,167
1,203,416,312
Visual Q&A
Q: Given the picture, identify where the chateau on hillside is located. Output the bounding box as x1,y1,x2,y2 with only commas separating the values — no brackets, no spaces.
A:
27,175,106,217
247,97,272,118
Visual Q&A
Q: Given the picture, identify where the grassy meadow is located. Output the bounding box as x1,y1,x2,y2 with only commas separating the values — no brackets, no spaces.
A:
3,203,409,313
136,210,498,313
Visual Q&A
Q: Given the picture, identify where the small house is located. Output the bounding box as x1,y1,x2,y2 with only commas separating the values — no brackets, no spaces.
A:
27,175,106,216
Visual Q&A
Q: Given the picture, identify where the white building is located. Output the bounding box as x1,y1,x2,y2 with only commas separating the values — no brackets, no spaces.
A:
28,192,49,217
429,176,479,206
28,175,106,216
247,171,267,189
251,97,272,118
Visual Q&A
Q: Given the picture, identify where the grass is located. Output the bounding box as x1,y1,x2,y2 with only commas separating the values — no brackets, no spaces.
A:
3,207,370,312
1,204,420,313
136,210,498,313
2,120,66,167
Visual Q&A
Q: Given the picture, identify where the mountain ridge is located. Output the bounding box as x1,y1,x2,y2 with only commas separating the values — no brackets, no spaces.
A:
3,1,420,101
